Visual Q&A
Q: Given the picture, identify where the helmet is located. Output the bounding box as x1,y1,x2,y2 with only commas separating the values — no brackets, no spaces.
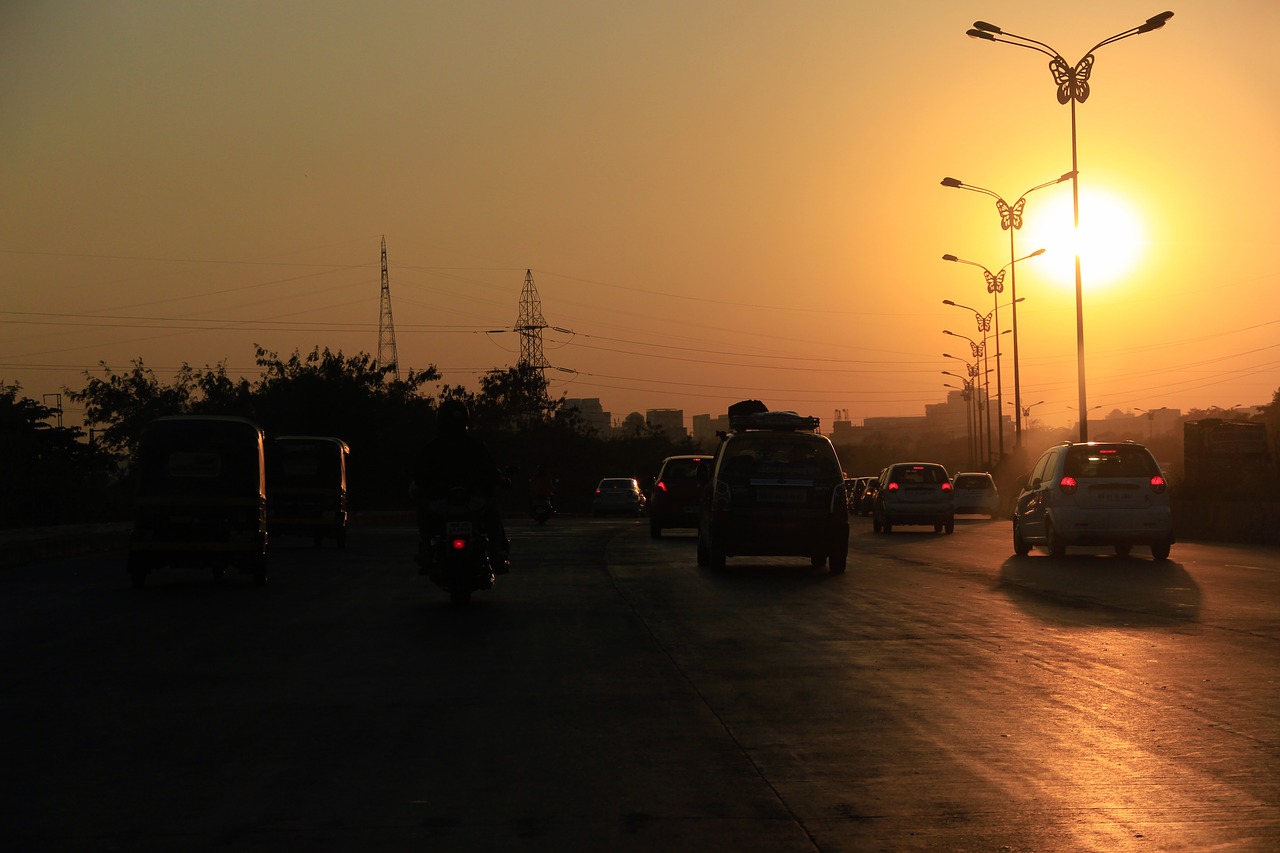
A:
436,399,470,435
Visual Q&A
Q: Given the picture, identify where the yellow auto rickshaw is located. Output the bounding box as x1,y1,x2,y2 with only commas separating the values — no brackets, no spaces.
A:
127,415,268,587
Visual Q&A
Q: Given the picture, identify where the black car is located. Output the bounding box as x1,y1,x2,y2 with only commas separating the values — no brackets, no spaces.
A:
649,454,711,537
696,407,849,573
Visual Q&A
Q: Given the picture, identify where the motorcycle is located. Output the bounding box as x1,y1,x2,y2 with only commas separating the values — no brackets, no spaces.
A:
530,494,554,526
418,487,498,605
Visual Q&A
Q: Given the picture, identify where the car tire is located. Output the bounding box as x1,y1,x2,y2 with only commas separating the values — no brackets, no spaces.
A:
829,537,848,574
1046,521,1066,558
811,554,826,568
944,518,955,535
1151,541,1171,561
872,513,882,534
1114,544,1132,557
709,539,726,570
1012,521,1031,557
883,522,893,534
934,524,943,533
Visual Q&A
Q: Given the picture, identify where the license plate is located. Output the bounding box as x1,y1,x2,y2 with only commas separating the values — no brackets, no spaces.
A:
445,521,473,536
756,488,807,504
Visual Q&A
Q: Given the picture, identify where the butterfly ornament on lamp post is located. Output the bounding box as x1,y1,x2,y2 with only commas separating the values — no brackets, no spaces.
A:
966,11,1174,443
940,172,1072,449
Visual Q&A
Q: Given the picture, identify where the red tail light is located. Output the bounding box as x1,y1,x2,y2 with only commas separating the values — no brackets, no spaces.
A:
451,538,467,550
941,482,952,492
655,481,668,492
887,482,900,492
1150,475,1167,494
1059,476,1078,496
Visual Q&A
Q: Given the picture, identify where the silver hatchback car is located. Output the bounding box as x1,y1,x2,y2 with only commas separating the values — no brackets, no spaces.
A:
872,462,955,534
1012,441,1173,560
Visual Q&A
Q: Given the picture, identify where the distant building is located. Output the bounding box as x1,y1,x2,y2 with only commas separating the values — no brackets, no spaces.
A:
562,398,611,434
692,413,730,449
646,408,685,438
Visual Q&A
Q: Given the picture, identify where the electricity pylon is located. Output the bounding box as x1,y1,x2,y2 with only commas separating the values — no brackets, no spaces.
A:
377,236,400,382
515,268,549,376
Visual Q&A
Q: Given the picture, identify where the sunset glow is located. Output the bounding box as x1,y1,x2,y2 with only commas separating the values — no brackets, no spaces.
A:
1021,187,1148,292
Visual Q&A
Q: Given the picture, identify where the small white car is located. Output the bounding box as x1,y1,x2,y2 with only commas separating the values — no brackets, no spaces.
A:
951,472,1000,518
1012,441,1173,560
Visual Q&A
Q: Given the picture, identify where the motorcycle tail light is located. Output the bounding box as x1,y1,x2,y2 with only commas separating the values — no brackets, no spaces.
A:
451,538,467,550
1059,476,1078,496
1150,475,1167,494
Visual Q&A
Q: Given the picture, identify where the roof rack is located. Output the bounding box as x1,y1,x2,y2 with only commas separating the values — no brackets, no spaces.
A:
729,410,821,433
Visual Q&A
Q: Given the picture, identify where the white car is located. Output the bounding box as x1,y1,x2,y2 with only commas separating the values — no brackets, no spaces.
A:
951,472,1000,518
1012,441,1173,560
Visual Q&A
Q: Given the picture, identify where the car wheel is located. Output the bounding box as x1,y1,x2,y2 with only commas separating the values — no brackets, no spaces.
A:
1151,541,1171,561
829,537,848,574
934,524,943,533
883,522,893,534
1046,521,1066,558
709,539,726,570
1012,521,1031,557
872,512,882,533
944,518,955,535
1114,544,1132,557
811,554,826,568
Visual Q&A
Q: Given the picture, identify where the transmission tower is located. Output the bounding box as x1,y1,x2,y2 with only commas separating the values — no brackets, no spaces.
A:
377,236,400,382
515,268,550,375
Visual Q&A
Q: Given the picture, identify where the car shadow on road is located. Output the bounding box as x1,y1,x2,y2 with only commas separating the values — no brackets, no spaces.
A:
996,552,1202,626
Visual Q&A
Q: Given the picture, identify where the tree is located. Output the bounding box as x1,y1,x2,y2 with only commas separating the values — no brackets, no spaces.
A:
66,359,195,456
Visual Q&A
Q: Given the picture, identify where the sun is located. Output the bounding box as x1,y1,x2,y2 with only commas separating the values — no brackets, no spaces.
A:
1021,187,1147,291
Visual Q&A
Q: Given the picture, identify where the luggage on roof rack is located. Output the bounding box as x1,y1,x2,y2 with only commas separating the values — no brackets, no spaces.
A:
728,410,821,433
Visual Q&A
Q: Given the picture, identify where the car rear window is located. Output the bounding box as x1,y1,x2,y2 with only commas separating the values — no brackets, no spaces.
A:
954,475,993,490
890,465,948,485
1063,446,1159,479
661,459,703,480
719,434,840,483
599,479,635,490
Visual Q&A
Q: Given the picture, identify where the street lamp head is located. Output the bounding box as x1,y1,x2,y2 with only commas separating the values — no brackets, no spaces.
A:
942,299,956,306
942,254,959,262
940,177,963,188
966,28,996,41
1139,11,1174,32
1029,247,1046,257
971,20,1002,34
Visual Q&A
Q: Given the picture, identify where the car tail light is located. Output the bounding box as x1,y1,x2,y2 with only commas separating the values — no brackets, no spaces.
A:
451,538,467,550
1059,476,1078,496
941,482,952,492
887,482,900,492
655,481,668,492
1150,475,1167,494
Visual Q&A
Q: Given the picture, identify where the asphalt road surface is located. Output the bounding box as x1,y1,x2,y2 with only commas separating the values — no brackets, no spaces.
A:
2,514,1278,851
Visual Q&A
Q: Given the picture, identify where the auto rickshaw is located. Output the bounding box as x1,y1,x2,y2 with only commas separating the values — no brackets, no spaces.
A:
266,435,350,548
127,415,268,587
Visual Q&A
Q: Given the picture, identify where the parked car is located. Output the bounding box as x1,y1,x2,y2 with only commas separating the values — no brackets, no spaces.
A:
696,407,849,573
649,454,711,537
592,478,646,517
1012,441,1173,560
951,472,999,518
872,462,955,534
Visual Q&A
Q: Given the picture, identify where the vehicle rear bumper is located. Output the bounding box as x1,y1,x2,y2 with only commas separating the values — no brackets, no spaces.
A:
1050,507,1174,544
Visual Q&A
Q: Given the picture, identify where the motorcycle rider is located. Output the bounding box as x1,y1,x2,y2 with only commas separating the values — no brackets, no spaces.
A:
411,399,510,573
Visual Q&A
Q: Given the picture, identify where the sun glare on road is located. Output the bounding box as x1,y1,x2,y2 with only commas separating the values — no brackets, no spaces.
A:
1025,187,1147,292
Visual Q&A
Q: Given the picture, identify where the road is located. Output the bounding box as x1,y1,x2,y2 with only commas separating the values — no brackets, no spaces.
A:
2,514,1278,851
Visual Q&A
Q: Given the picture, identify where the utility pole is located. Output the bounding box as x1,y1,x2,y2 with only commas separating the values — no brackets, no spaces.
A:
377,236,400,382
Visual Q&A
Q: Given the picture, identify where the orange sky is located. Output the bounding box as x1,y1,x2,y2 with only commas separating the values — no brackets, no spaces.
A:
3,1,1278,432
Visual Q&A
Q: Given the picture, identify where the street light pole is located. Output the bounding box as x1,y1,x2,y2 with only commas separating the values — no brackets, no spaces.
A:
940,173,1071,449
943,329,989,466
942,254,1041,462
967,11,1174,442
